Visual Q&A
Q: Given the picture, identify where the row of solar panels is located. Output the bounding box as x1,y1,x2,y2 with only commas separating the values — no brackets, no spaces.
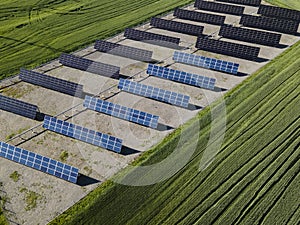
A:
196,0,300,22
150,16,282,47
151,16,282,47
212,0,300,22
123,24,261,60
95,40,240,74
173,8,299,35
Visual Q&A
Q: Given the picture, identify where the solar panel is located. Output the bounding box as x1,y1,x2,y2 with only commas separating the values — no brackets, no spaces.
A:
196,37,260,60
173,51,239,75
94,40,153,62
215,0,261,6
118,79,190,108
0,94,38,119
174,8,226,25
19,69,83,97
147,64,216,90
258,4,300,21
219,25,282,46
0,141,79,183
124,28,180,48
240,15,299,35
150,17,204,36
43,116,122,153
83,96,159,129
59,53,120,78
194,0,245,16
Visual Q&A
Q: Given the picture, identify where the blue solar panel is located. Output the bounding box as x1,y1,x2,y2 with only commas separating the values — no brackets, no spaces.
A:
173,51,239,75
84,96,159,129
43,116,122,153
0,141,79,183
118,79,190,108
147,64,216,90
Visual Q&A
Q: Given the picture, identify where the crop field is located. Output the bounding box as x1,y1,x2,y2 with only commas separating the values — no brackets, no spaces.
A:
0,0,194,80
50,28,300,225
266,0,300,9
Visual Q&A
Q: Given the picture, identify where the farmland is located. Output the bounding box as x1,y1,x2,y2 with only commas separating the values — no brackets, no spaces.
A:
0,0,194,80
49,17,300,225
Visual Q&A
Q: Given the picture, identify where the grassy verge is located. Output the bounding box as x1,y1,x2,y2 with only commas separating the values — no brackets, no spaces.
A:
265,0,300,10
49,23,300,225
0,193,8,225
0,0,194,80
0,209,8,225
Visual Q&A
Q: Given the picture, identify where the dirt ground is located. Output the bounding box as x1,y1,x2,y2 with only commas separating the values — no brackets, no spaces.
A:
0,1,299,224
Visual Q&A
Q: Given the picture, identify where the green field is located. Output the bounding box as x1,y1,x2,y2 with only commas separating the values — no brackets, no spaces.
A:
0,0,195,80
49,16,300,225
266,0,300,9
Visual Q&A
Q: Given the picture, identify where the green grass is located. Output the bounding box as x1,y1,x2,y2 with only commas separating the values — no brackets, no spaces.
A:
265,0,300,10
0,208,8,225
0,0,194,79
59,150,69,162
49,23,300,225
0,189,8,225
9,171,21,182
19,188,42,211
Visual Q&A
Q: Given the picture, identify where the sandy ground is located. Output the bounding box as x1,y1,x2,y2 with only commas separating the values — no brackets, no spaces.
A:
0,1,299,224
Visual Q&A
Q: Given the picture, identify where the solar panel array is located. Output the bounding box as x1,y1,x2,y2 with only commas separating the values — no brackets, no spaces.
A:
174,8,226,25
19,69,83,97
258,4,300,22
0,141,79,183
173,51,239,75
240,15,299,34
118,79,190,108
219,25,281,46
94,40,153,62
147,64,216,90
84,96,159,129
196,37,260,60
150,17,204,36
0,94,38,119
194,0,245,16
43,116,123,153
59,53,120,78
216,0,261,6
124,28,180,48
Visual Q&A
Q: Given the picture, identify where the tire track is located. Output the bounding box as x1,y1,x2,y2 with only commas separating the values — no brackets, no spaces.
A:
179,119,300,225
165,91,300,224
261,172,300,225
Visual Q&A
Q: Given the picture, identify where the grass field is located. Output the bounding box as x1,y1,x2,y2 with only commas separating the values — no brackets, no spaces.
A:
0,0,195,80
265,0,300,9
49,19,300,225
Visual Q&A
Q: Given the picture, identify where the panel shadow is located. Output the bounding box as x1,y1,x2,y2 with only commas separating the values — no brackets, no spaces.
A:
156,123,174,131
76,174,100,186
120,146,141,156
